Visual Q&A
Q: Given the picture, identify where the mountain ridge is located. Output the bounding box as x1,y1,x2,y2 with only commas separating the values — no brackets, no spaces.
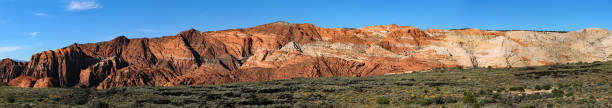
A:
1,22,611,89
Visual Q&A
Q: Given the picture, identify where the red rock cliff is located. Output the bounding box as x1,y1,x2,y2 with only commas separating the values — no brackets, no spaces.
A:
2,22,611,89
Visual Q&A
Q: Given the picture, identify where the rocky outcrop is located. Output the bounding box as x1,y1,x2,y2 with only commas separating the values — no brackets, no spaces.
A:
0,58,26,84
77,56,128,88
21,44,98,87
1,22,612,89
8,76,36,88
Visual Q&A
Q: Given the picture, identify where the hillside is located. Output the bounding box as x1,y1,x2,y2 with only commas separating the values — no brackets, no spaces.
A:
0,61,610,107
1,22,612,89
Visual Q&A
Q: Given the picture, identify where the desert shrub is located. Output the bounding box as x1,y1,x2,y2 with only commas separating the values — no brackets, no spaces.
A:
445,97,457,103
542,84,552,90
572,82,583,87
437,69,447,73
521,66,537,70
477,89,489,95
416,98,433,105
496,87,505,92
375,96,390,104
87,100,109,108
6,96,15,103
62,88,93,105
509,86,525,92
463,92,477,104
492,93,501,99
558,84,570,89
275,93,294,100
481,98,496,104
431,96,444,104
564,91,574,97
102,87,125,97
522,105,536,108
456,66,464,70
473,102,483,108
578,98,596,104
535,85,542,90
241,93,271,105
528,94,540,100
406,98,433,106
552,89,564,98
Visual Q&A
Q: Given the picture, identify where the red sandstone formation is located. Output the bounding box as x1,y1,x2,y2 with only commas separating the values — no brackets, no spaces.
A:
1,22,611,89
0,58,26,84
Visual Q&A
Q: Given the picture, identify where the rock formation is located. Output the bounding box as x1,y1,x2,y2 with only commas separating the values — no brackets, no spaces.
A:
0,58,26,84
2,22,612,89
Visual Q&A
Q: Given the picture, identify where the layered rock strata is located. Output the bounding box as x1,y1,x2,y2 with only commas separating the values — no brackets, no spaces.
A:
2,22,611,89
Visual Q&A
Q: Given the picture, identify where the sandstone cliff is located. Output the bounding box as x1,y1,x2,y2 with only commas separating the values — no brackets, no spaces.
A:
2,22,611,89
0,58,26,84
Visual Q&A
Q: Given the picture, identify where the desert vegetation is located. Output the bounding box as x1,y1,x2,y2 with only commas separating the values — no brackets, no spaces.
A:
1,61,611,107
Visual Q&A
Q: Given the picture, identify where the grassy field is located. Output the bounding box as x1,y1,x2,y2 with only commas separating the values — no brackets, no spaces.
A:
1,61,611,108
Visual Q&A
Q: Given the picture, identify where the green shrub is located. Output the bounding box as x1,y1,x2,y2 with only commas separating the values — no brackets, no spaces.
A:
496,87,505,92
474,102,483,108
534,84,551,90
87,100,109,108
445,97,457,103
416,99,432,105
535,85,542,90
375,96,390,104
432,96,444,104
522,105,536,108
477,89,489,95
558,84,570,89
481,98,496,104
492,93,501,99
242,93,271,105
509,86,525,92
63,88,93,105
463,92,477,104
542,84,552,90
565,91,574,97
6,96,15,103
552,89,564,98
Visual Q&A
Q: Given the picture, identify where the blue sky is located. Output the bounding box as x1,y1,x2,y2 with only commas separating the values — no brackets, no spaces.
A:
1,0,612,60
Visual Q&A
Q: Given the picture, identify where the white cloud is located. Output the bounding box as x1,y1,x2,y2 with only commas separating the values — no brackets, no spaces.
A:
0,46,23,54
29,32,39,37
34,12,46,16
67,0,102,11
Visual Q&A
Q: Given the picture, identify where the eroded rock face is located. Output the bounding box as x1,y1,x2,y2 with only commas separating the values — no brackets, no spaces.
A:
2,22,612,89
22,45,99,87
0,58,26,84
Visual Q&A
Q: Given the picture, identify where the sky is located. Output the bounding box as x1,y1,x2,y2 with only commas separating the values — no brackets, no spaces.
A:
1,0,612,60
